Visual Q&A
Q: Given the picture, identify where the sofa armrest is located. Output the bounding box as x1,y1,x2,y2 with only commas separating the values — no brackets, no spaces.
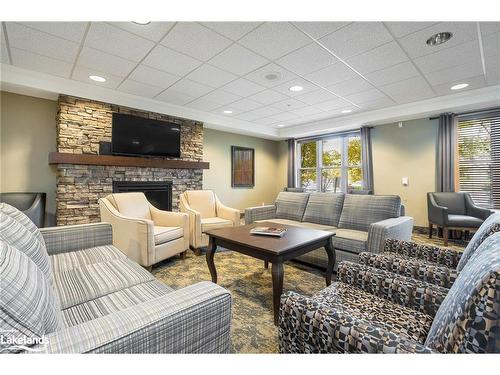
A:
279,291,433,354
337,261,448,317
40,223,113,255
366,216,414,254
384,238,462,268
427,193,448,226
465,194,492,221
216,201,240,225
244,205,276,224
34,282,231,353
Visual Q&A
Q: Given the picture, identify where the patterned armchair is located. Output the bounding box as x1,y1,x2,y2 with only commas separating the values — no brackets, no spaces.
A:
279,232,500,353
358,212,500,288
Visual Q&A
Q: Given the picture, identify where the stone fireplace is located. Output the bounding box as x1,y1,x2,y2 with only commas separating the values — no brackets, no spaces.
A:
54,95,205,226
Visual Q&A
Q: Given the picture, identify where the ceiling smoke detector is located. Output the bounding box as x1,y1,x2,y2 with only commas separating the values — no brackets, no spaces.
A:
263,72,281,82
426,32,453,46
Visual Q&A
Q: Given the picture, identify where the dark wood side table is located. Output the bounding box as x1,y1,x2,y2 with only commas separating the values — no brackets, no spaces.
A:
205,222,336,325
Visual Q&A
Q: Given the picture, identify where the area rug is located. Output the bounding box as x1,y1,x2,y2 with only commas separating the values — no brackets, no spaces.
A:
152,232,465,353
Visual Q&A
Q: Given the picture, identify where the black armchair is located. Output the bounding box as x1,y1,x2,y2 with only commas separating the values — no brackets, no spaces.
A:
0,192,46,227
427,192,492,246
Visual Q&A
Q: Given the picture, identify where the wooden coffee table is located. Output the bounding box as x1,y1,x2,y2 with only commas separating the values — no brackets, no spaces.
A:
205,222,336,325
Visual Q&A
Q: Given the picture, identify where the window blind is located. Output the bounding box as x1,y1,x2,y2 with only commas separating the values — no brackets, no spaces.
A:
457,110,500,209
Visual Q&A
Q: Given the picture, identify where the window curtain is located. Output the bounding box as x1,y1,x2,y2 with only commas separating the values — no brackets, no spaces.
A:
287,139,296,188
437,113,457,192
360,126,374,192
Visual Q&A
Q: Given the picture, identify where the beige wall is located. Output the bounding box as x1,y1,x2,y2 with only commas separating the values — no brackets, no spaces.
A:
0,91,58,226
203,128,286,210
372,118,438,227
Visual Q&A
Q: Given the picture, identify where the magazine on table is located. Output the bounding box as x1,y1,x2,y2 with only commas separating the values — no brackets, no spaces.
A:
250,226,287,237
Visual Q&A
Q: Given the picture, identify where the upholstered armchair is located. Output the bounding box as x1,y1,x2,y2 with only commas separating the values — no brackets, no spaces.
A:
99,192,189,269
427,192,492,245
179,190,240,254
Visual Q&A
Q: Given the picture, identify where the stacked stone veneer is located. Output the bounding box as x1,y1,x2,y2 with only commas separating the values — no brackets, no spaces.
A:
56,95,203,225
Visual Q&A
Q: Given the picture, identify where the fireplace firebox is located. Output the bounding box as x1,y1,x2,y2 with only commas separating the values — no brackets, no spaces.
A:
112,181,173,211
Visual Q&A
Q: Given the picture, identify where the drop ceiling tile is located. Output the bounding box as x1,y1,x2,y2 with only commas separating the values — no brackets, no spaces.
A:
432,75,487,96
294,89,339,105
247,89,289,105
480,22,500,36
245,106,282,119
221,78,266,97
391,90,436,104
345,88,388,104
78,47,136,77
85,23,155,62
276,43,337,75
413,40,481,73
167,78,214,97
316,98,353,111
72,66,124,89
200,22,261,40
110,22,175,42
424,59,484,86
482,32,500,57
208,44,268,75
18,22,88,42
304,63,358,86
6,22,80,63
228,98,263,112
357,97,396,110
238,22,311,60
212,106,244,117
118,79,164,98
244,63,297,88
327,76,374,97
201,90,241,105
161,22,232,61
364,61,420,86
271,98,308,111
156,89,195,105
485,53,500,73
272,78,320,97
292,22,351,39
143,45,202,76
10,48,72,78
486,69,500,85
345,41,409,74
186,64,237,88
319,22,393,59
289,106,325,117
256,117,281,125
129,65,180,88
185,97,222,111
235,111,267,122
380,76,434,101
397,22,478,58
384,22,438,38
267,112,301,122
1,43,10,64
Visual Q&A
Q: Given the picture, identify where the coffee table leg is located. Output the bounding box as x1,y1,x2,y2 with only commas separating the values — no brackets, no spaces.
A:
324,238,336,286
206,236,218,283
271,262,284,326
264,260,269,269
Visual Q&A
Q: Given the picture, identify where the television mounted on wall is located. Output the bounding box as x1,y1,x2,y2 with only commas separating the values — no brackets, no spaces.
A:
111,113,181,158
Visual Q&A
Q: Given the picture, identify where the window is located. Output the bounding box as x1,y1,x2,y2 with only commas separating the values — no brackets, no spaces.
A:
457,110,500,209
297,133,362,192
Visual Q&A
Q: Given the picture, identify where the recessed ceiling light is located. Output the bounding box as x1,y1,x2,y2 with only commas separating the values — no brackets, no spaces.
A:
132,21,151,25
341,109,353,114
289,85,304,92
277,124,285,128
450,83,469,90
426,32,453,46
223,110,233,114
89,75,106,82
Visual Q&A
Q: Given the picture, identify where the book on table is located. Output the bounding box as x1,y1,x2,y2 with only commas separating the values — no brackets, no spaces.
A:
250,226,287,237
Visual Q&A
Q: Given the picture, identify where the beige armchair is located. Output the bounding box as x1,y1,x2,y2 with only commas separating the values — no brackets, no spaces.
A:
179,190,240,255
99,192,189,270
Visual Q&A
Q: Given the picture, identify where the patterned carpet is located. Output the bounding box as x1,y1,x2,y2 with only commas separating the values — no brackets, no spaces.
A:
152,232,465,353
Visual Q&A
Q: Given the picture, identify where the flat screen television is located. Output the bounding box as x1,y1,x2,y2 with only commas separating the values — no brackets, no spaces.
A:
112,113,181,157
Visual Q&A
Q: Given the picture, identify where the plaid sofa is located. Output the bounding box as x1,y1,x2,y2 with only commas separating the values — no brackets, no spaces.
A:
279,231,500,353
245,192,413,269
0,203,232,354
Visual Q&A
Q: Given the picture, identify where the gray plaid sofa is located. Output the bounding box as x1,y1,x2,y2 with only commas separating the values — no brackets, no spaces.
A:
0,203,232,354
245,192,413,269
279,231,500,353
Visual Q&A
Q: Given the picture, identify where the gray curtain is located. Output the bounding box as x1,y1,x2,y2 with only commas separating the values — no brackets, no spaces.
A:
437,113,457,192
287,139,296,188
360,126,374,192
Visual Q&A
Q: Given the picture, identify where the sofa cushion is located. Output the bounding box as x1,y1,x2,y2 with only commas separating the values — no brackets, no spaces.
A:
50,245,125,273
275,192,310,222
338,195,401,231
108,192,152,220
201,217,233,232
53,258,155,309
447,214,483,228
61,280,173,327
1,202,45,245
0,211,52,282
185,190,216,218
0,243,62,352
255,218,335,232
302,192,345,227
154,226,184,245
332,228,368,254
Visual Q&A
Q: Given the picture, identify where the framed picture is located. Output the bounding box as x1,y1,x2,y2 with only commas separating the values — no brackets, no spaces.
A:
231,146,255,188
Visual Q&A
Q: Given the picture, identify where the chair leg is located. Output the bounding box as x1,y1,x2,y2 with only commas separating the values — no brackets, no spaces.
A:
264,260,269,269
145,265,153,272
443,227,449,247
429,223,433,238
195,248,201,256
180,250,187,260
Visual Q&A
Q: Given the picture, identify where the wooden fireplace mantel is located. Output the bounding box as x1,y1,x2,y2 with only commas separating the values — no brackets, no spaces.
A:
48,152,210,170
